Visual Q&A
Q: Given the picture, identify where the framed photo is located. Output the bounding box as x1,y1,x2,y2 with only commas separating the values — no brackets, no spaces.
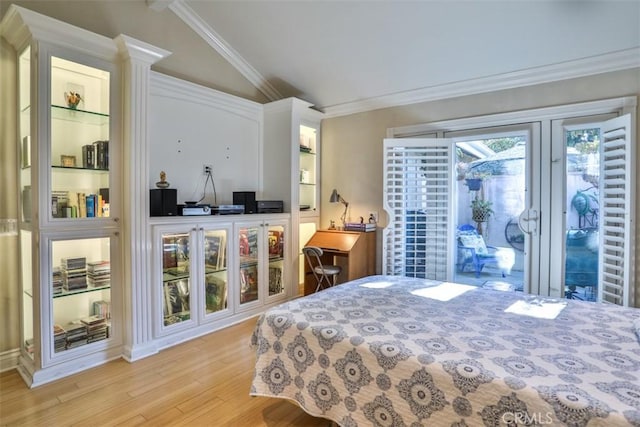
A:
60,155,76,167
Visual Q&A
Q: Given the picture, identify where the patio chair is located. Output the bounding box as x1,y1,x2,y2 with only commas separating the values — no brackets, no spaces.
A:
456,225,506,278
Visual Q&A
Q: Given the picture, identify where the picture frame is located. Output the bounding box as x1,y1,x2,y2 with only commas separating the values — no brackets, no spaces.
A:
60,155,76,167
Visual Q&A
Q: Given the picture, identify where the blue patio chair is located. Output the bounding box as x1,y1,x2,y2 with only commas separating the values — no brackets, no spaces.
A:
456,224,506,278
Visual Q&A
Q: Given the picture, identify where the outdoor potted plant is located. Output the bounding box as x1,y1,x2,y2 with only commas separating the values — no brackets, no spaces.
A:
471,198,493,223
464,171,489,191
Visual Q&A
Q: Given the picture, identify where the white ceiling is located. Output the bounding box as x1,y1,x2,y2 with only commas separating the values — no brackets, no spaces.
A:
158,0,639,116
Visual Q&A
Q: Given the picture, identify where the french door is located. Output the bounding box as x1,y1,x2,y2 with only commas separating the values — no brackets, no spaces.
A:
383,123,541,295
384,102,635,306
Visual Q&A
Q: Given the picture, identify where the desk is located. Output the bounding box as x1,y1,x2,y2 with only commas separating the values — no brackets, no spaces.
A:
303,229,376,295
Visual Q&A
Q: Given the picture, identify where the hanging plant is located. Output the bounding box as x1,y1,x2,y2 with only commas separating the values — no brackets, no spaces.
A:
471,199,493,223
465,178,483,191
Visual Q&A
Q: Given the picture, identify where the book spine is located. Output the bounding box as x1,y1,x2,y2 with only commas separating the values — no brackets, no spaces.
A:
86,194,95,217
79,193,87,218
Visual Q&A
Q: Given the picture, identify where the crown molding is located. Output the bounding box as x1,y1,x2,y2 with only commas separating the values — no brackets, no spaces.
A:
0,4,117,60
322,48,640,118
167,0,282,102
115,34,171,64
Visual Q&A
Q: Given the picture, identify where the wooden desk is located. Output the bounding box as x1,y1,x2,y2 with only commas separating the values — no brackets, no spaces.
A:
303,229,376,295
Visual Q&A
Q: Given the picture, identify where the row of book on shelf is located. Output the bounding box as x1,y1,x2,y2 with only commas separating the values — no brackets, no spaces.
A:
81,140,109,169
25,300,111,355
52,189,110,218
53,257,110,294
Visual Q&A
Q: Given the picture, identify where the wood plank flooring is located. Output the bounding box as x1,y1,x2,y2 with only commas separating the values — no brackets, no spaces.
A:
0,317,331,427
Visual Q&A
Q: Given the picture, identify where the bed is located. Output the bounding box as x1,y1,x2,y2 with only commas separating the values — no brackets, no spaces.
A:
250,275,640,426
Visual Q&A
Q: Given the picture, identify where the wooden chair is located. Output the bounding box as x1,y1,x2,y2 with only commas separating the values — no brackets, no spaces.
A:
302,246,342,293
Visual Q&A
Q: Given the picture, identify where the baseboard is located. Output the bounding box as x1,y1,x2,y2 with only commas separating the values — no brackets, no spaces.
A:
0,348,21,373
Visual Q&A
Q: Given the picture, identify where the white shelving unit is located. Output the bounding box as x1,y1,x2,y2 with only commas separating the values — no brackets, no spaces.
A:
263,98,323,295
2,5,323,386
3,5,124,387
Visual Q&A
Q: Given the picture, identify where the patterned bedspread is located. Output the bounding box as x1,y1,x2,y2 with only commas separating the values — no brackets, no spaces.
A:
250,275,640,426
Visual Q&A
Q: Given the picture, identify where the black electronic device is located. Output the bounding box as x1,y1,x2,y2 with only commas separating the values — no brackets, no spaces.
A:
233,191,256,214
150,189,177,216
212,205,245,215
256,200,283,213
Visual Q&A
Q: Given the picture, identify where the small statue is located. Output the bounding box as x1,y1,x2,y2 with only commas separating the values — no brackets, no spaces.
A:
156,171,170,188
65,91,82,109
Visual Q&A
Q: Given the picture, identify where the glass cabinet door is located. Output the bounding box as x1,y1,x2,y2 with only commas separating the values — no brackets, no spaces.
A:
50,56,111,220
267,224,286,297
161,232,191,326
203,229,228,315
238,225,260,305
18,46,33,358
49,236,112,356
299,124,318,213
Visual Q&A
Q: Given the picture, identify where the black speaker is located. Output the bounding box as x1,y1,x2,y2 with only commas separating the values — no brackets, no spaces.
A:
150,189,177,216
233,191,256,214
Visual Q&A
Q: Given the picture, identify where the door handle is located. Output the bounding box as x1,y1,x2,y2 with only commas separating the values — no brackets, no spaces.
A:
518,209,538,234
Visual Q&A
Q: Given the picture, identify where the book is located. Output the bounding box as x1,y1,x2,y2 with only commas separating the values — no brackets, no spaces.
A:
79,193,87,217
86,194,96,217
67,192,79,218
82,144,94,168
344,222,377,232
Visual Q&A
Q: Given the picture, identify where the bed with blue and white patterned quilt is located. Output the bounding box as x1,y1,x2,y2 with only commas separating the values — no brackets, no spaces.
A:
250,275,640,426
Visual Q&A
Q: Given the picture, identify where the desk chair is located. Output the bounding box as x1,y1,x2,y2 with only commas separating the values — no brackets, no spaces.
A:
302,246,342,293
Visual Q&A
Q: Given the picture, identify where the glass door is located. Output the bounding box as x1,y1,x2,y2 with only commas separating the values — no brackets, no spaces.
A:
449,125,541,293
238,224,260,305
161,231,192,326
203,228,228,315
550,114,617,302
49,55,112,222
267,223,286,298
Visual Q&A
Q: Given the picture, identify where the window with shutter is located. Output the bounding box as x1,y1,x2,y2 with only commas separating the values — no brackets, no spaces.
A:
383,139,453,281
599,114,635,306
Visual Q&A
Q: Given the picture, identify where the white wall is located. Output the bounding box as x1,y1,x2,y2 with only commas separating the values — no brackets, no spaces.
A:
148,73,263,206
320,68,640,306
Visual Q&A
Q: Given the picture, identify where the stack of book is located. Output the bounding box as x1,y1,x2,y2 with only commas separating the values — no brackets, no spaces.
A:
344,222,377,232
65,323,88,349
61,257,87,291
52,267,63,295
81,140,109,170
81,315,109,343
92,300,111,320
87,261,110,287
53,324,66,352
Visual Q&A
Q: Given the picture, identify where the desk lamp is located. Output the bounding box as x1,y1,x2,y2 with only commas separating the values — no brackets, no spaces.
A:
329,189,349,227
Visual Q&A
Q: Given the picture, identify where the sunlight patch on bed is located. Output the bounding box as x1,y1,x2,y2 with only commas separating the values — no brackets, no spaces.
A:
360,281,395,289
504,299,567,319
411,282,476,301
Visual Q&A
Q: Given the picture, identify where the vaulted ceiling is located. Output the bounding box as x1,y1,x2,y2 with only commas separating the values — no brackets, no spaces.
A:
135,1,640,116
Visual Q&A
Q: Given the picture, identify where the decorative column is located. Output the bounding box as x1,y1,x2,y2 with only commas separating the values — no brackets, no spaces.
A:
115,35,170,361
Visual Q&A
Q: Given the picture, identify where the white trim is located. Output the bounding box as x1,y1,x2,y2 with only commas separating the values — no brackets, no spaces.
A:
388,97,638,138
145,0,177,12
168,0,282,102
324,49,640,118
0,5,118,61
150,71,263,120
0,348,20,373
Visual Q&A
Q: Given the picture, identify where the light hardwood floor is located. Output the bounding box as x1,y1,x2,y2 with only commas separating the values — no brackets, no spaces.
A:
0,317,331,427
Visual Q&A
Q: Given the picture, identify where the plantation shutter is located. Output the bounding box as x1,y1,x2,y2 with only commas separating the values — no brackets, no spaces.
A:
599,114,635,306
382,138,453,281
